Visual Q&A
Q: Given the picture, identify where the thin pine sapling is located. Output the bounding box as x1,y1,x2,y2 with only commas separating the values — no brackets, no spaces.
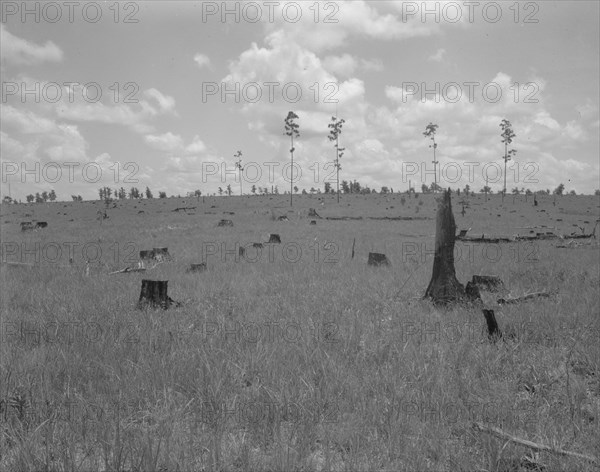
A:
500,119,517,202
423,122,439,193
234,150,244,196
284,111,300,206
327,116,345,203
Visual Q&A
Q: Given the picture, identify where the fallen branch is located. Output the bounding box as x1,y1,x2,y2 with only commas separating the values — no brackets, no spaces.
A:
472,422,598,465
2,261,36,267
173,207,196,212
110,261,161,274
497,291,554,305
109,267,147,275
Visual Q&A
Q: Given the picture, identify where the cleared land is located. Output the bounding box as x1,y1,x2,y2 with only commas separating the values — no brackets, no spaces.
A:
1,192,599,471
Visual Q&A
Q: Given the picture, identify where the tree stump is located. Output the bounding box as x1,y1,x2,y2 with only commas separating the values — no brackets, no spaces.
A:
465,281,482,302
152,247,172,262
471,275,505,292
482,309,502,341
139,250,155,262
137,279,176,309
268,234,281,244
308,208,322,218
368,252,390,266
187,263,207,273
217,219,234,227
310,220,317,225
423,189,466,305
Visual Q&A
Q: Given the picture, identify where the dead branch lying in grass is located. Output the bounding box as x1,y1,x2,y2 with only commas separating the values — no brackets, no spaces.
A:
497,291,554,305
109,267,147,274
109,261,161,275
472,422,598,465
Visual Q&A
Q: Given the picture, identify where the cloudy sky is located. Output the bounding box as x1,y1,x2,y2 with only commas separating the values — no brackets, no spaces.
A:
1,1,598,201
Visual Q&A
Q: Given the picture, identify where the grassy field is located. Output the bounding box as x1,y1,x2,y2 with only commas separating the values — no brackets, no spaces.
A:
1,191,599,471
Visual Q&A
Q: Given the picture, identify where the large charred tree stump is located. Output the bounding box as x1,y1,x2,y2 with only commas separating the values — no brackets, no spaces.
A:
137,279,176,309
423,189,466,305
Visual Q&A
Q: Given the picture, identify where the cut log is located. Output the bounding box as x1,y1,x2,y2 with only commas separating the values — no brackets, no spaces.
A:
137,279,179,309
423,189,466,305
482,309,502,340
368,252,390,267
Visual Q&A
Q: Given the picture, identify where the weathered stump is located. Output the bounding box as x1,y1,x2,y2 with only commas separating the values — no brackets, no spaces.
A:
137,279,175,309
465,281,482,302
268,234,281,244
482,309,502,341
368,252,390,267
308,208,322,219
187,263,207,273
140,250,155,261
152,247,172,262
471,275,504,292
20,221,34,231
423,189,466,305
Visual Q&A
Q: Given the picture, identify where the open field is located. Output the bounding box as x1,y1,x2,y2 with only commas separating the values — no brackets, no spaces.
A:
1,192,599,471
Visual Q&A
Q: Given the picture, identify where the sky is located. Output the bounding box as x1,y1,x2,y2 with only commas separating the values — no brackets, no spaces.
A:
1,0,599,201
